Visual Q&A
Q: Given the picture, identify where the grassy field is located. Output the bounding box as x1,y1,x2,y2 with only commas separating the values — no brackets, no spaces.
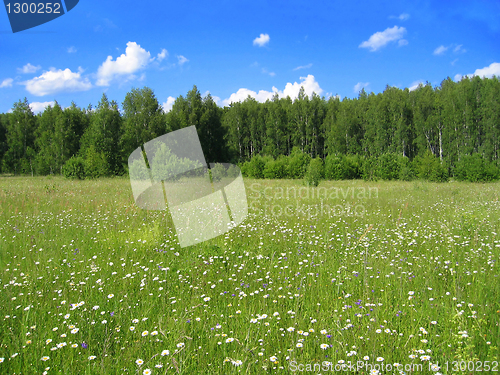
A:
0,176,499,374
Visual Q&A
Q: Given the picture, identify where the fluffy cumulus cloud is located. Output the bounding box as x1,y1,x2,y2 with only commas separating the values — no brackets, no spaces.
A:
96,42,152,86
359,26,407,52
30,101,55,113
221,75,323,106
0,78,13,88
18,63,41,74
157,49,168,62
458,62,500,80
473,62,500,77
353,82,370,94
25,68,92,96
409,80,424,91
253,33,270,47
162,96,176,113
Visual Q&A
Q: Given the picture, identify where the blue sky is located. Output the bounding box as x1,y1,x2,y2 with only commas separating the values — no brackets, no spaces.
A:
1,0,499,114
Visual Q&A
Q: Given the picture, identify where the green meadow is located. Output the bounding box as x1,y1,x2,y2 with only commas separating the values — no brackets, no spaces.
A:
0,176,499,374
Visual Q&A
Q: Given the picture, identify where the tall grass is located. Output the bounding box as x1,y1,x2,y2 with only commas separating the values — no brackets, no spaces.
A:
0,176,499,374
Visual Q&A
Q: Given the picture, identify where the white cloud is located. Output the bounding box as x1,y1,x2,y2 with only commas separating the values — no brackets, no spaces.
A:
201,90,222,106
157,49,168,62
25,68,92,96
0,78,13,88
433,45,448,55
409,80,424,91
221,75,323,106
354,82,370,94
293,63,313,71
162,96,176,113
18,63,41,74
359,26,407,52
261,68,275,76
96,42,151,86
176,55,189,66
29,101,55,114
398,39,408,46
390,13,410,21
455,62,500,81
67,46,77,53
253,33,270,47
470,62,500,78
434,44,466,56
453,44,466,54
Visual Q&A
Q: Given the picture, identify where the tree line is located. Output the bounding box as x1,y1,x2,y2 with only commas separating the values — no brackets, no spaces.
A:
0,75,499,182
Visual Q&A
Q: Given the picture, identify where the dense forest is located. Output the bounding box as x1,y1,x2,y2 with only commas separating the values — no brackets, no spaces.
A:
0,75,499,182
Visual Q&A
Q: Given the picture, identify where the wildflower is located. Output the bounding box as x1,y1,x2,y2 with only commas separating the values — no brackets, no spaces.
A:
151,331,158,336
177,342,185,348
71,344,78,348
363,356,370,360
142,331,149,337
107,294,114,298
132,319,139,324
226,338,234,343
270,356,278,363
143,369,151,375
88,356,96,360
136,359,144,366
296,343,303,348
320,344,329,350
376,357,384,362
41,356,50,361
430,363,440,371
70,328,79,334
232,359,243,366
130,326,135,331
161,350,169,356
